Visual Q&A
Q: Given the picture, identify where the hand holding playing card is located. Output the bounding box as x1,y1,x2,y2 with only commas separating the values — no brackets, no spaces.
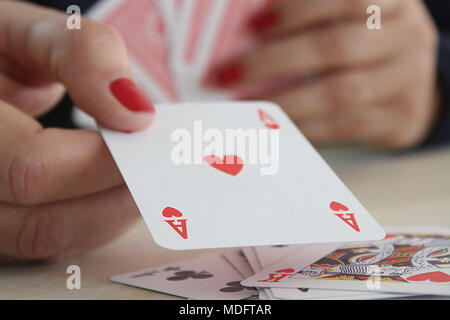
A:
0,1,155,262
204,0,439,150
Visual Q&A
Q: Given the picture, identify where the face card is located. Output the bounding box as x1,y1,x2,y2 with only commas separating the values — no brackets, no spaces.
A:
243,231,450,296
253,244,413,300
88,0,178,102
100,101,385,250
111,253,256,299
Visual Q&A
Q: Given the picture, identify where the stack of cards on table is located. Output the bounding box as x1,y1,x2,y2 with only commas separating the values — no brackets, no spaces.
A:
112,228,450,299
102,102,449,299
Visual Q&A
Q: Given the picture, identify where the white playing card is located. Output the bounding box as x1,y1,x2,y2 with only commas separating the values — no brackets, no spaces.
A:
222,250,260,299
241,247,276,300
111,253,256,300
223,250,255,278
241,247,262,274
254,245,304,268
100,101,385,250
243,230,450,296
254,245,316,300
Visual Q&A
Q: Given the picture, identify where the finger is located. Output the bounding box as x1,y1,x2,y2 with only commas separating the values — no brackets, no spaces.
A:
0,72,65,117
297,105,403,145
0,185,140,261
205,13,416,89
0,1,154,131
0,101,123,205
270,53,426,121
373,84,438,150
249,0,404,35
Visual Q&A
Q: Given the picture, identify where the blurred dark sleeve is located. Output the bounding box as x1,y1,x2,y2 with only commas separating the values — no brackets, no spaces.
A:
29,0,98,129
422,0,450,146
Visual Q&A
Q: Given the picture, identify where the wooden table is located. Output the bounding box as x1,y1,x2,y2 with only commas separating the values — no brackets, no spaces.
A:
1,145,449,299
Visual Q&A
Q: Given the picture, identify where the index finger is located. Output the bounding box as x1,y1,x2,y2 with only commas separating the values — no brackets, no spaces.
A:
0,0,154,131
250,0,404,35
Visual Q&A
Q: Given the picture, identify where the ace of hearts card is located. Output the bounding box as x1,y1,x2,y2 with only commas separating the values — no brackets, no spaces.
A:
100,101,385,250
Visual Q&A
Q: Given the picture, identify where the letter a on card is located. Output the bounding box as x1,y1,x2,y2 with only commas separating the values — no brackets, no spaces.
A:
165,220,188,239
335,214,360,232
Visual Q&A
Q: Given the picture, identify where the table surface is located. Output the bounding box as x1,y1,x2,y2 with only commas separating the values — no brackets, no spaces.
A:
1,145,449,300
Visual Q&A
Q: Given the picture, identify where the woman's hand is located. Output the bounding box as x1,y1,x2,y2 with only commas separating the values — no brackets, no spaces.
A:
0,1,154,263
206,0,439,150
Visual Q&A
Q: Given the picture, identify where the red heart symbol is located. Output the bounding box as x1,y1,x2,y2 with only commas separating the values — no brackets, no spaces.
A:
258,109,280,130
384,234,400,240
330,201,349,212
276,268,295,274
407,271,450,283
204,155,244,176
162,207,183,218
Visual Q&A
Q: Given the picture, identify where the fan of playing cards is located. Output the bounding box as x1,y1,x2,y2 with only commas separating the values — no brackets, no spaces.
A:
112,229,450,299
88,0,295,104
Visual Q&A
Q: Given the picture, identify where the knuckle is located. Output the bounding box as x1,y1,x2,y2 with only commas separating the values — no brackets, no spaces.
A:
315,24,351,67
349,0,372,16
53,20,126,75
72,20,125,54
418,20,438,50
376,101,425,150
402,4,437,50
8,152,46,205
403,12,421,39
79,20,123,46
325,74,363,110
17,207,73,261
345,73,369,105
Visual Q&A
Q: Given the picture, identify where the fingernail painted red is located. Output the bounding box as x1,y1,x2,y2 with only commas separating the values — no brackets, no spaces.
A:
110,78,154,113
250,8,280,33
212,62,244,87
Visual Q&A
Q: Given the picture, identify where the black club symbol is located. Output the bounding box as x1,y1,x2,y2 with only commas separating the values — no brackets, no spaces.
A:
220,281,257,293
131,271,158,278
167,270,213,281
163,267,181,272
